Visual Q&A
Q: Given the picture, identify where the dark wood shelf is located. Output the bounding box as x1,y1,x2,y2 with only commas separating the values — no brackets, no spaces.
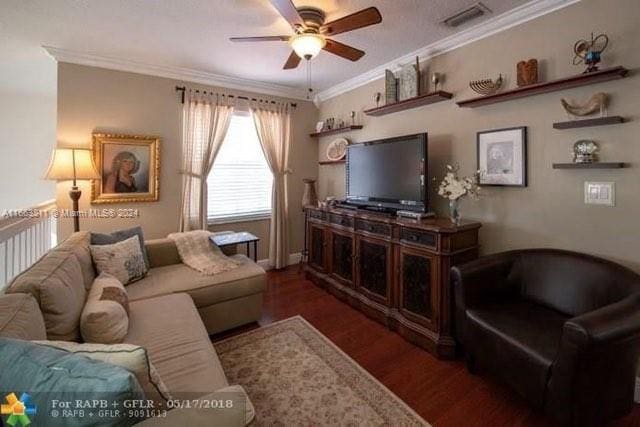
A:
552,162,626,169
364,91,454,116
319,159,346,165
310,125,363,138
457,66,629,108
553,116,625,129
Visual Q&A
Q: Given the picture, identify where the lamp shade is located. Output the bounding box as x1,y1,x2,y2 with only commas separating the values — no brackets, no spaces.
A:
44,148,100,182
289,34,326,59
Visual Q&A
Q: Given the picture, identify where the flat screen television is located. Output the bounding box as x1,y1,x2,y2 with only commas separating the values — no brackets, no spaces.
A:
346,133,427,213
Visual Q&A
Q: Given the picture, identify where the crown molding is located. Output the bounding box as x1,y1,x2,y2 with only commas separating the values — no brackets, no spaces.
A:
43,46,310,101
315,0,580,103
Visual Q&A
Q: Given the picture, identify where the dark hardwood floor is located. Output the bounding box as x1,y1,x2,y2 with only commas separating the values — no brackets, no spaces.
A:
214,267,640,426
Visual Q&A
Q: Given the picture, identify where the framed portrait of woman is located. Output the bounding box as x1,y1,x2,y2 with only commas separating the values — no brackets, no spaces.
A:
91,133,160,204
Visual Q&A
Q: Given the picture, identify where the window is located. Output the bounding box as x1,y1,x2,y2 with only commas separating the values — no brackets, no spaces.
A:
207,113,273,223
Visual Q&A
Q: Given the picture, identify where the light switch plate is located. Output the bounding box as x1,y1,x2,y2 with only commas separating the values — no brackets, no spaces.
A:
584,182,615,206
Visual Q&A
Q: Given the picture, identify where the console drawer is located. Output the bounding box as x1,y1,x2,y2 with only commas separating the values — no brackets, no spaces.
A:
355,219,392,237
308,210,325,221
329,213,354,228
401,228,437,248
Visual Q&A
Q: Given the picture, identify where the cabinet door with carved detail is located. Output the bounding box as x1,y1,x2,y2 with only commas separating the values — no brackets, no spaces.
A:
355,235,392,305
308,223,326,272
397,246,437,330
328,229,354,286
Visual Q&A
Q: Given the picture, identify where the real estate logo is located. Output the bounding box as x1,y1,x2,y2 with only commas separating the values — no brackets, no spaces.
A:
1,393,37,426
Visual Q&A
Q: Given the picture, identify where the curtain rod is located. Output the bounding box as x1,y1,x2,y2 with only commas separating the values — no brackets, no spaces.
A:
175,86,296,108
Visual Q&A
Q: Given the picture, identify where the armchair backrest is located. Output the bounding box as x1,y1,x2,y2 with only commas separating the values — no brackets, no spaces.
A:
512,249,640,317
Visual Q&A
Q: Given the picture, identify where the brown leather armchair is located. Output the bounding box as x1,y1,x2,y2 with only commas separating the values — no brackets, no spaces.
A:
452,249,640,426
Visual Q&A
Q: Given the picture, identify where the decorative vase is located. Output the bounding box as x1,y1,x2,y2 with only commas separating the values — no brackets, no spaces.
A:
449,199,461,225
302,178,318,209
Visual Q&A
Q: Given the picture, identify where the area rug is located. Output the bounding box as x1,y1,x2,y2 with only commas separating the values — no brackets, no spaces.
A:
214,316,429,426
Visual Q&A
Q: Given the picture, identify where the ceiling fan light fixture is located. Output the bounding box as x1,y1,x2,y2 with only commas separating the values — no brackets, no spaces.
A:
289,33,326,60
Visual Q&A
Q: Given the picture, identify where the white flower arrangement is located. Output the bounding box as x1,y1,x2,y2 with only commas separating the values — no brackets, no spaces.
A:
437,164,481,201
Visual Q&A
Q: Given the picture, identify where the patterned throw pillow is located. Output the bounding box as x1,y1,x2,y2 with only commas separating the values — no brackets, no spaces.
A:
34,340,173,407
101,286,130,315
90,235,148,285
91,226,150,269
81,272,129,344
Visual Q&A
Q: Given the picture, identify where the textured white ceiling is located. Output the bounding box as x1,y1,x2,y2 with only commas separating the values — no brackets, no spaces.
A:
1,0,533,92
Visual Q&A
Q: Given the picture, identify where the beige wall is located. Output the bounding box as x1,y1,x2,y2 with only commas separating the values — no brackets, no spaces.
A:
57,63,318,261
318,0,640,271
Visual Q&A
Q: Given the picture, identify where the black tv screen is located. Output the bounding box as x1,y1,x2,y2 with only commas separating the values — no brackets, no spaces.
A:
346,133,427,211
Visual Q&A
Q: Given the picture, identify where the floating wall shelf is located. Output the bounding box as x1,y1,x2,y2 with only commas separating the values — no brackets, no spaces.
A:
552,162,626,169
318,159,346,166
553,116,625,129
457,66,629,108
310,125,363,138
364,91,454,116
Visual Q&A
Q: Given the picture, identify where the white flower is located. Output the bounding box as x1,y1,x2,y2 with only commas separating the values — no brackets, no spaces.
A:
436,164,481,202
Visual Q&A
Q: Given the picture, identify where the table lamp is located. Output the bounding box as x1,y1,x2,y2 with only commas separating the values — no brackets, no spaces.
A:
44,148,100,232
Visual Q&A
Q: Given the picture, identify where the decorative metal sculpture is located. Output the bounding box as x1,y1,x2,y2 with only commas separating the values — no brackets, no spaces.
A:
573,140,599,163
573,32,609,73
561,92,608,118
469,74,504,96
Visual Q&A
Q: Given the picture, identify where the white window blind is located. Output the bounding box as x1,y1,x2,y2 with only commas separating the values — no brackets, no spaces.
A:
207,113,273,222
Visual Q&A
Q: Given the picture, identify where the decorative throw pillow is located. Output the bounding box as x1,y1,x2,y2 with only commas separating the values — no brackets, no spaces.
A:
0,337,145,427
34,340,173,407
91,226,150,269
81,273,129,344
90,235,148,285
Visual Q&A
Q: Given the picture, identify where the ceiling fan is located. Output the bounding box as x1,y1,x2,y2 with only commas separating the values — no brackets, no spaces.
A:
230,0,382,70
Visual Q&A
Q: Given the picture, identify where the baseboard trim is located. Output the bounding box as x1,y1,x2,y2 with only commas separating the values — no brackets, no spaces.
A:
257,253,302,271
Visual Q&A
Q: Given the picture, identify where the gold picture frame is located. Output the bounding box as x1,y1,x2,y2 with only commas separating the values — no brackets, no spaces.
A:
91,133,160,204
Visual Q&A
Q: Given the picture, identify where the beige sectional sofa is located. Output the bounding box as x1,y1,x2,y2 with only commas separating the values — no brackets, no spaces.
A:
0,230,267,425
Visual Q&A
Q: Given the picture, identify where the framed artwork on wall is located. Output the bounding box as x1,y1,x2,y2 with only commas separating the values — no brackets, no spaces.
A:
477,126,527,187
91,133,160,204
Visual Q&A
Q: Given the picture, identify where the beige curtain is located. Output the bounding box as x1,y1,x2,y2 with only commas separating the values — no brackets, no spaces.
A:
251,103,292,269
179,91,234,231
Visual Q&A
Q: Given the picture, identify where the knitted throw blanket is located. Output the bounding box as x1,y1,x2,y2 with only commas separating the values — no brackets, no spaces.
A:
167,230,241,275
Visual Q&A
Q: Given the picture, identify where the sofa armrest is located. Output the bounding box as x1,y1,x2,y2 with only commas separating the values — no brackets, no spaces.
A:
546,293,640,424
451,252,519,344
145,239,181,268
451,252,519,311
563,292,640,348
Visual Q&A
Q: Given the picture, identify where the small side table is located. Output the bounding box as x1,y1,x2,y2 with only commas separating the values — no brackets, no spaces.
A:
210,232,260,262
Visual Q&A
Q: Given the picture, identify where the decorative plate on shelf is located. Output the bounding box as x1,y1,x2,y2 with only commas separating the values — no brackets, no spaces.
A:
326,138,349,161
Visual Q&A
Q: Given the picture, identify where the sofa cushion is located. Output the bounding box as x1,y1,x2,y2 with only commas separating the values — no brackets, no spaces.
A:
124,293,228,394
0,337,145,426
81,273,129,344
0,293,46,340
126,254,266,308
7,250,87,341
466,301,568,408
90,235,148,285
35,340,172,407
56,231,96,290
91,226,150,269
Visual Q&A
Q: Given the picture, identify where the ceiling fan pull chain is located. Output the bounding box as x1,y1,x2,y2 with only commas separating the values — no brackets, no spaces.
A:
307,60,313,100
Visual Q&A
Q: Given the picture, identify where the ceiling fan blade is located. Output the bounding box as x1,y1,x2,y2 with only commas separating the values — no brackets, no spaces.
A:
320,7,382,36
270,0,305,31
230,36,290,42
323,39,365,61
283,51,302,69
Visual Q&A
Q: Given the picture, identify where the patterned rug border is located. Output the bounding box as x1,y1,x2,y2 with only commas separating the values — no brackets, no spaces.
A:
215,315,430,426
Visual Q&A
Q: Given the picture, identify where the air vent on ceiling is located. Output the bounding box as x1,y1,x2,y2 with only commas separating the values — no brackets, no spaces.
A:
442,2,492,28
